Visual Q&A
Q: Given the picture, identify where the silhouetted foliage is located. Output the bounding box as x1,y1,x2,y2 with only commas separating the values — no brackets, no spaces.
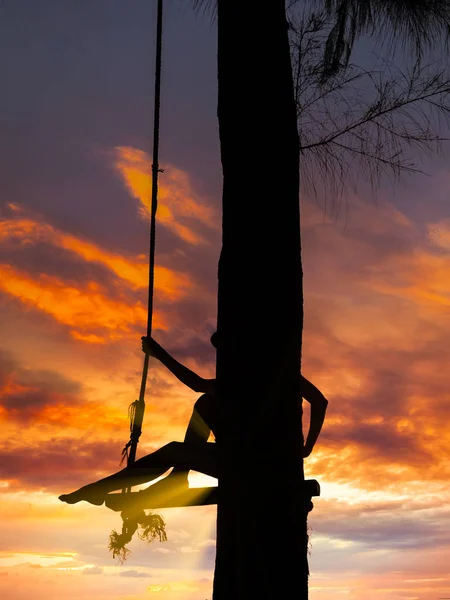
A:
318,0,450,78
290,9,450,203
197,0,450,79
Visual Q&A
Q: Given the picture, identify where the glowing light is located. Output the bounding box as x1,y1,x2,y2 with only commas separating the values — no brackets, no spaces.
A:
0,552,78,568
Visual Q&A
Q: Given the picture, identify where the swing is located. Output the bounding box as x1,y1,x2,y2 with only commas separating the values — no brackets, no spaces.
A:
105,0,320,516
105,479,320,513
106,0,220,514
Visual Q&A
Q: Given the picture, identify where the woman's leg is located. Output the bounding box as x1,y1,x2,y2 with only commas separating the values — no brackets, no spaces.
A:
59,441,217,505
170,394,217,481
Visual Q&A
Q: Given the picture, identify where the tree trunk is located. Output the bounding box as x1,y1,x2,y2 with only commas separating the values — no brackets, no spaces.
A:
213,2,308,599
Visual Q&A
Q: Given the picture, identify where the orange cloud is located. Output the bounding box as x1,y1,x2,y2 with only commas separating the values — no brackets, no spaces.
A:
0,380,125,436
37,401,126,435
113,146,218,245
367,248,450,310
0,264,167,341
297,201,450,495
0,216,192,299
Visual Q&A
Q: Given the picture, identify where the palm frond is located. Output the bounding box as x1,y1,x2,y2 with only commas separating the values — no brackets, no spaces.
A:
192,0,217,19
322,0,450,77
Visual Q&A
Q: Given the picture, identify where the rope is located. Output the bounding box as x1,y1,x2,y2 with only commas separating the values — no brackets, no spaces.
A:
109,509,167,563
115,0,165,554
120,400,138,465
121,0,164,470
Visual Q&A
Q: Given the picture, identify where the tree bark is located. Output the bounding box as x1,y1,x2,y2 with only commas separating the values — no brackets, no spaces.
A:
213,2,308,599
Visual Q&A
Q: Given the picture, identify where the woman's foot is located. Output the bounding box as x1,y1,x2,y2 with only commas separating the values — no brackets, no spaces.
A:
59,483,106,506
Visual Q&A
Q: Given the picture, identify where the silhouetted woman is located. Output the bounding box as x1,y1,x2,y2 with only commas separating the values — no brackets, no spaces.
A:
59,334,328,506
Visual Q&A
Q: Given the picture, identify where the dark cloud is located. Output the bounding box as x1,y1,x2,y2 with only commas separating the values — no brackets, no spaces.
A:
0,350,19,386
312,502,450,551
154,334,217,372
0,349,84,421
163,238,220,291
301,199,419,297
0,437,123,492
1,242,140,296
2,389,62,413
17,368,82,396
322,419,431,466
82,566,103,575
118,570,150,578
197,543,217,569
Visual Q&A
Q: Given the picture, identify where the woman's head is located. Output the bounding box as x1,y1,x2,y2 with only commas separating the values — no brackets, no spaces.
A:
210,331,220,349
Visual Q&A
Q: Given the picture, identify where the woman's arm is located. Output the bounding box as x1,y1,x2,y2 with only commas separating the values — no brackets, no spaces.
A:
300,375,328,457
142,337,215,395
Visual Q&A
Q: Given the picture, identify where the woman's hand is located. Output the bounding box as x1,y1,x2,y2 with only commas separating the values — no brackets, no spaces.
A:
141,336,160,357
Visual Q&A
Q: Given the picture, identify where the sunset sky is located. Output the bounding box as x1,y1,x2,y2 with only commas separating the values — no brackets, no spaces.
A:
1,1,450,599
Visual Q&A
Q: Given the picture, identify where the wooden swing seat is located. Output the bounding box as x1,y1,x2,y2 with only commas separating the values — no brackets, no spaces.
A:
105,478,320,512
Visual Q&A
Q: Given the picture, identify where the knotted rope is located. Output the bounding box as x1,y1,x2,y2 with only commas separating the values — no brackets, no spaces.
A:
109,508,167,563
109,0,166,558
